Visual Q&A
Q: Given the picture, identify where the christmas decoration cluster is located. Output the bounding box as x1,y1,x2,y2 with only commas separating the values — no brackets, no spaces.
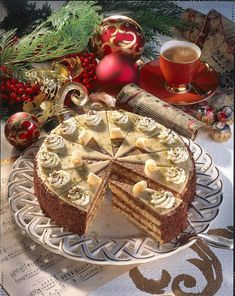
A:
0,1,233,149
1,2,147,149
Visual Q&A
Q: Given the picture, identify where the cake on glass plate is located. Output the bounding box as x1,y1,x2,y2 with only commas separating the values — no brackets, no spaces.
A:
34,110,196,243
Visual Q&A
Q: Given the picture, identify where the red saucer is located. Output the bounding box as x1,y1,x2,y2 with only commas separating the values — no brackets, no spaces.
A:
139,59,219,105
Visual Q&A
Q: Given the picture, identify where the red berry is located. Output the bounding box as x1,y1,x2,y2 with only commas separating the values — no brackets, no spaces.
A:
17,82,24,88
88,70,94,76
11,78,17,85
18,88,24,95
16,97,22,103
9,85,16,92
85,83,91,89
25,87,33,95
83,79,89,84
24,96,32,102
10,92,17,100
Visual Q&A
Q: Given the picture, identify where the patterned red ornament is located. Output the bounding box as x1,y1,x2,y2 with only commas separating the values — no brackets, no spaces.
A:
4,112,41,150
91,15,145,60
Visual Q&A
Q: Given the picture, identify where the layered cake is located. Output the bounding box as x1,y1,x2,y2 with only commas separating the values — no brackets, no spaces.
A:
34,110,196,243
110,181,188,243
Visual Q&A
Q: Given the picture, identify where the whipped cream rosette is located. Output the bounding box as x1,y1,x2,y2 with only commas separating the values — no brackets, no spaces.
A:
158,129,178,145
39,151,61,169
168,147,189,163
68,185,91,206
59,118,78,137
150,190,175,209
44,134,65,152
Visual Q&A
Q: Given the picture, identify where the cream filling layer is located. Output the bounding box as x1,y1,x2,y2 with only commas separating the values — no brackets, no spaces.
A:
113,199,163,242
110,189,161,226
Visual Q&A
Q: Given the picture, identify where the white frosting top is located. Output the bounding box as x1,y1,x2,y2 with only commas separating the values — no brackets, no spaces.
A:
68,185,91,206
111,110,129,125
45,134,65,150
39,151,60,168
166,166,186,184
158,129,178,144
150,190,175,209
168,147,189,163
59,118,77,135
85,110,102,126
48,170,70,188
136,117,158,132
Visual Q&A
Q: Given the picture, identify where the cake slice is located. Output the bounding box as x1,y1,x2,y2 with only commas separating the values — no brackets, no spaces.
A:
34,160,110,235
41,135,110,162
115,116,185,158
53,116,113,157
35,158,110,196
117,146,192,167
49,168,110,235
111,149,195,205
74,110,114,157
106,110,139,155
109,180,188,243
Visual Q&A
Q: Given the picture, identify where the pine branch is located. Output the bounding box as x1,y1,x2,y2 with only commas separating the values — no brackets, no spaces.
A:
0,29,17,50
98,0,183,17
1,1,102,65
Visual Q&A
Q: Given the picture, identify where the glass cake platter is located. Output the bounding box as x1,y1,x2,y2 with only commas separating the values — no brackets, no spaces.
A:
8,137,223,265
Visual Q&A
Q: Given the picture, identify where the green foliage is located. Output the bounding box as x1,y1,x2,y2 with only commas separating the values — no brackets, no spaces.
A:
0,0,51,37
0,0,188,79
1,1,102,66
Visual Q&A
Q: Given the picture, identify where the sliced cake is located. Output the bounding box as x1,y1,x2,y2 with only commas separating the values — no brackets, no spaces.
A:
109,180,188,243
34,110,196,243
75,110,114,156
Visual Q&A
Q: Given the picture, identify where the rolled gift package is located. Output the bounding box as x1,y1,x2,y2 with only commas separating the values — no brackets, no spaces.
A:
116,83,206,139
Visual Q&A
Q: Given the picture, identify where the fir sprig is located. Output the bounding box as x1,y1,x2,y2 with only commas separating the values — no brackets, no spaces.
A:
1,1,102,65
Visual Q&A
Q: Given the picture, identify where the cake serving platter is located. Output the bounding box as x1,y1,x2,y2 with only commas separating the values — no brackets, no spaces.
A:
8,137,223,265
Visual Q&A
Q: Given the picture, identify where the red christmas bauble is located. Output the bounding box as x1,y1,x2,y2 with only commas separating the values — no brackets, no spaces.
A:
4,112,41,150
96,53,139,96
91,15,145,60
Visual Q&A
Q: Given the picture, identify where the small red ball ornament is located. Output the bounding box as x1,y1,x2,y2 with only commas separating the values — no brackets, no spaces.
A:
91,15,145,60
96,53,139,96
4,112,41,150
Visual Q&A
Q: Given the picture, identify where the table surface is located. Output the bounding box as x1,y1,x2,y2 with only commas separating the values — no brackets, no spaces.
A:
1,2,234,296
